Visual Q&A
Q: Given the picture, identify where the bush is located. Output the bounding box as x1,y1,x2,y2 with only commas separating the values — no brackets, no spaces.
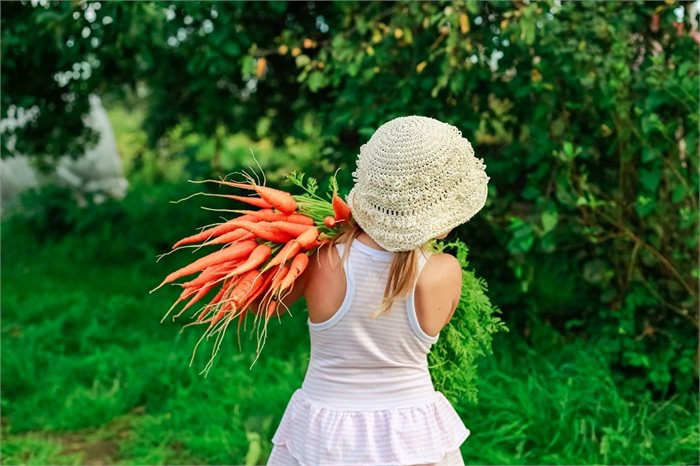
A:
3,180,227,265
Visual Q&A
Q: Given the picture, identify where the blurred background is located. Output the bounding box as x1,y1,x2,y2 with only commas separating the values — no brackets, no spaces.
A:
2,1,698,465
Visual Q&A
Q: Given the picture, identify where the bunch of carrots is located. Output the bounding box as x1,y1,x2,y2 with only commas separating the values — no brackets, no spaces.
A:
150,171,350,376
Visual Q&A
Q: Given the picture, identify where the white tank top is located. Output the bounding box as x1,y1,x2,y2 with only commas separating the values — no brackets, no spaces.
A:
270,237,471,465
300,239,439,410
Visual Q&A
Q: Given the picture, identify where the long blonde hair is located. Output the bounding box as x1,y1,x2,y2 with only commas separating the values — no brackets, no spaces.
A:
323,219,427,319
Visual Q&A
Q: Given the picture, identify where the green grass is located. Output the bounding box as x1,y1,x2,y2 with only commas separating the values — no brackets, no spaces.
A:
2,215,698,465
465,335,699,464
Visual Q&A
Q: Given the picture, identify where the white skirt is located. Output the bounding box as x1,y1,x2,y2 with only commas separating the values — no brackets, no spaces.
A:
268,389,470,466
267,443,465,466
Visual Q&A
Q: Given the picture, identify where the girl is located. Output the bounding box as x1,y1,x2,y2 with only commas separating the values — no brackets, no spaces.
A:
266,115,490,466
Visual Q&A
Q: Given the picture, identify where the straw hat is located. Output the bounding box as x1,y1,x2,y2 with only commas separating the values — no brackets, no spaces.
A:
346,115,490,252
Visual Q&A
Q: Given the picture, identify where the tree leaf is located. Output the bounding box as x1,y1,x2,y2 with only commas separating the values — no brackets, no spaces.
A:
541,211,559,234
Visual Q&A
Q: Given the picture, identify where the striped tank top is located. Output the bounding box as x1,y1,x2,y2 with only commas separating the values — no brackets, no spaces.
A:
269,238,470,465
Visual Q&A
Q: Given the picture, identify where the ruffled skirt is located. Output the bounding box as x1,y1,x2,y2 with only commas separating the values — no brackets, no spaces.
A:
268,443,464,466
268,389,470,466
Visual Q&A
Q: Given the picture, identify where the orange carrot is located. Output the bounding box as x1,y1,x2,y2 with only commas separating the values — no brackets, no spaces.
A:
296,226,320,250
229,244,272,276
199,280,240,326
229,195,273,209
160,285,199,322
159,172,363,369
262,241,301,272
179,286,197,300
279,253,309,292
176,283,215,317
182,262,238,288
269,221,312,238
305,240,321,250
283,213,315,226
229,269,265,306
266,300,278,317
204,180,297,214
221,270,271,329
196,281,230,322
171,217,255,249
324,216,337,228
236,220,295,243
152,240,257,291
203,228,255,246
236,210,314,226
256,265,288,313
208,308,228,327
333,193,352,221
239,270,275,311
269,265,289,291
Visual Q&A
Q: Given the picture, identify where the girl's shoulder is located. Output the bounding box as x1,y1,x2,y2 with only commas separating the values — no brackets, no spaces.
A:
303,242,343,292
420,251,462,285
414,252,463,337
308,241,344,276
304,242,348,323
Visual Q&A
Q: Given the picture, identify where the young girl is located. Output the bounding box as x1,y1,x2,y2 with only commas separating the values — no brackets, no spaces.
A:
266,115,490,466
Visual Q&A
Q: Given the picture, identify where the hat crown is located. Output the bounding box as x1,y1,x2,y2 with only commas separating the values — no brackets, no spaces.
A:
353,115,472,208
357,115,463,171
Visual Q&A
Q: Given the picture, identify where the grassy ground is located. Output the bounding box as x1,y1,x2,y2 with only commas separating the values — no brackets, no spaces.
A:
2,203,698,465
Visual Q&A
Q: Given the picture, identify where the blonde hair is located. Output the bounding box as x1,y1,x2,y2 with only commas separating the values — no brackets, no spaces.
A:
323,219,427,320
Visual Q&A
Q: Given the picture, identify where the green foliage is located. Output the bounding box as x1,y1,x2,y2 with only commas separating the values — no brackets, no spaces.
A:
4,180,214,264
5,2,696,396
429,239,508,405
2,2,313,166
2,198,311,462
285,170,321,198
2,209,697,464
468,334,699,465
294,1,699,397
1,434,85,465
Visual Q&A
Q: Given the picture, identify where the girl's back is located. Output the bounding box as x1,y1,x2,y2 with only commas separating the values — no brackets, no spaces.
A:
268,237,469,465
